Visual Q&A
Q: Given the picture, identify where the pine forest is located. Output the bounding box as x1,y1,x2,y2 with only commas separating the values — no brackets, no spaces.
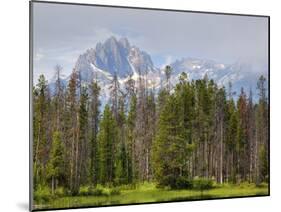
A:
32,65,269,209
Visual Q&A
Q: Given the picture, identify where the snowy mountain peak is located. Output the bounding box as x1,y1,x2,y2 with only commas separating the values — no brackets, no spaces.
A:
49,37,267,106
119,37,130,50
75,36,156,81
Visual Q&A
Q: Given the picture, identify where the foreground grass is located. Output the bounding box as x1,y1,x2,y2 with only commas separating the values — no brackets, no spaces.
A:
34,182,268,210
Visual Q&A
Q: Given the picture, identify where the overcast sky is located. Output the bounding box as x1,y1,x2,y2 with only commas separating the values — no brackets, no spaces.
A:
32,2,268,81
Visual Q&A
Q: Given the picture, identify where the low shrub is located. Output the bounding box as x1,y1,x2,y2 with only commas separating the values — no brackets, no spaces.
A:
90,188,104,196
79,185,121,196
256,182,268,188
155,183,166,189
175,176,193,189
34,185,52,203
55,187,65,197
158,175,193,189
159,175,177,189
79,186,90,196
118,183,136,190
193,177,214,190
79,186,105,196
63,188,72,196
109,187,121,195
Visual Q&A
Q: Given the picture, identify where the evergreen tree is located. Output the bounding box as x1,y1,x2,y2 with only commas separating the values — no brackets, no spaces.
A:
64,71,79,194
127,94,137,183
98,105,118,185
247,89,256,182
33,74,49,188
53,65,64,131
109,72,120,120
77,86,89,190
115,94,129,184
215,87,227,184
164,65,173,91
174,73,195,178
256,75,268,183
226,99,238,183
237,88,248,182
46,131,65,195
152,94,188,187
89,80,101,186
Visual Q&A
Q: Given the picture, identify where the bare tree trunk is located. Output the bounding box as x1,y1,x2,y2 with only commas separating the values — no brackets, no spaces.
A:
219,121,223,184
255,128,259,184
75,119,79,191
70,128,75,191
51,176,55,195
34,124,41,181
145,148,149,180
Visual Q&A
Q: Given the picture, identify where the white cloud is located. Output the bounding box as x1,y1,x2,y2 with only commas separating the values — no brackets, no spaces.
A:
92,27,119,42
33,3,268,82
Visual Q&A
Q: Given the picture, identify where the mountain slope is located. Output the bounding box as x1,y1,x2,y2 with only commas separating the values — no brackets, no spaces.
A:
74,36,155,82
169,58,266,97
48,36,267,105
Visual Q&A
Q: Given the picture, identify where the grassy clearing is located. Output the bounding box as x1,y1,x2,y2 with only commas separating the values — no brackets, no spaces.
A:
33,182,268,210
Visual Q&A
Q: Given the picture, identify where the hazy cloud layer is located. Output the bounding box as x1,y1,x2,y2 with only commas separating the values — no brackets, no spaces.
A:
33,2,268,81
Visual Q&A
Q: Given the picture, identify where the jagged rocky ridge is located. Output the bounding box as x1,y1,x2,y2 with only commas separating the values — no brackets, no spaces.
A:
50,36,267,104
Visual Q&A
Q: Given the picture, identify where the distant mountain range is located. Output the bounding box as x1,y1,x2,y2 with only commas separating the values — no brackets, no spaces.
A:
49,36,267,104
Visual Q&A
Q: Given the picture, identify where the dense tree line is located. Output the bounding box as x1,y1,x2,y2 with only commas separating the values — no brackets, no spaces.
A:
33,66,268,194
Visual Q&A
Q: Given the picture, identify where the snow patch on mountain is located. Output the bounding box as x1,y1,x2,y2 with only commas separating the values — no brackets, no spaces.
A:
48,37,267,105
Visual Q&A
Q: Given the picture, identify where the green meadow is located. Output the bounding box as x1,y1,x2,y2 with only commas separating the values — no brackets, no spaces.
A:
34,182,268,210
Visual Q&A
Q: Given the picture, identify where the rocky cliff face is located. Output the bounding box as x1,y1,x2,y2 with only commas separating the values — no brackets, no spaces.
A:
49,36,266,104
75,36,155,82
